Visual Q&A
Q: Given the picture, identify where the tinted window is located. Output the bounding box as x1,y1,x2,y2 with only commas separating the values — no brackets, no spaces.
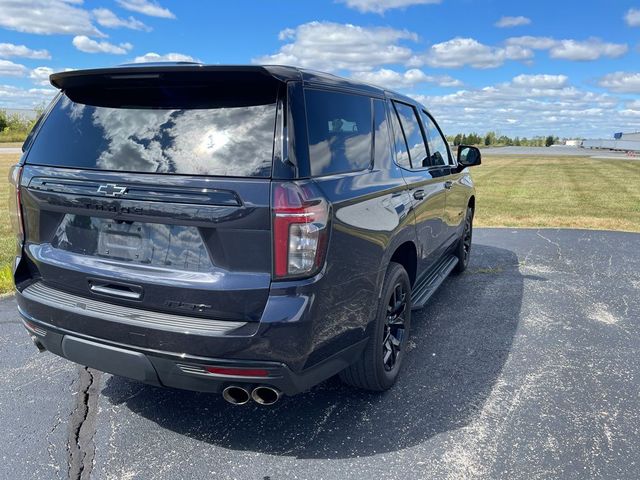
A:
26,93,277,177
421,111,451,166
305,89,372,176
393,102,429,169
388,100,410,169
373,99,392,166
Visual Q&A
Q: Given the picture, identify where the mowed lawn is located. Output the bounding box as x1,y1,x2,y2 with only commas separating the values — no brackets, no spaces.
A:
0,153,639,294
473,155,640,232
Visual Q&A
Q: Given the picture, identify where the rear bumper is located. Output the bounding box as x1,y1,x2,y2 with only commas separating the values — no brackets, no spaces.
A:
17,283,367,396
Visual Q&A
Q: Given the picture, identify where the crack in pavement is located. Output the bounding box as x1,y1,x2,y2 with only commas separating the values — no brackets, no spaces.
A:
67,367,101,480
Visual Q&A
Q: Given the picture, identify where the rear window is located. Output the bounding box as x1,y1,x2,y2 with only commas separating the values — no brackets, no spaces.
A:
26,89,278,177
304,89,372,176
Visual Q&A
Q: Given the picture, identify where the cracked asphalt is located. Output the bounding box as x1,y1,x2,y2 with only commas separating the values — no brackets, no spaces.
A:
1,228,639,479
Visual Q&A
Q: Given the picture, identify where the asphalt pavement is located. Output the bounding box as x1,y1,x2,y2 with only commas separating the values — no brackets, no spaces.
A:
1,228,639,480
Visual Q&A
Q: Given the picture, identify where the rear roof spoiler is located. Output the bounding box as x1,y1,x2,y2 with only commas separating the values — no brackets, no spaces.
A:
49,65,302,90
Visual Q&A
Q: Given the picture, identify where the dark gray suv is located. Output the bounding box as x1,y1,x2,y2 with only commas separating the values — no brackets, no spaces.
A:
9,64,480,405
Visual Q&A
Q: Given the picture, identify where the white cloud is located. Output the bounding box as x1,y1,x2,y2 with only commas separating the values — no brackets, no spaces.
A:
92,8,150,31
598,72,640,93
506,36,558,50
624,8,640,27
0,59,27,77
506,36,627,61
337,0,440,14
72,36,133,55
0,0,103,36
116,0,175,19
549,38,627,61
29,66,54,86
0,43,50,60
410,75,627,138
495,16,531,28
351,68,462,89
132,52,198,63
411,37,533,69
254,21,418,72
511,74,568,89
0,84,56,108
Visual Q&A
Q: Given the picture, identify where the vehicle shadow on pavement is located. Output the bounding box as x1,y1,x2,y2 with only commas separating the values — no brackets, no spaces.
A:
101,243,531,459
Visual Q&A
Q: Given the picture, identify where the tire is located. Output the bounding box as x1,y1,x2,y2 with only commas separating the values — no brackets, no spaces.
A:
339,262,411,391
453,206,473,274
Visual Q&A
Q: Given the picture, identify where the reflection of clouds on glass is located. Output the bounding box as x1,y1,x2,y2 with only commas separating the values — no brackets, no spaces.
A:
60,98,276,177
165,105,275,176
61,95,86,121
92,107,173,173
309,132,371,176
395,104,427,166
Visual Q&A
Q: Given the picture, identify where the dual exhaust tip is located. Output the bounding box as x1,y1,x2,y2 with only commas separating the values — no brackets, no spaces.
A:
222,385,281,406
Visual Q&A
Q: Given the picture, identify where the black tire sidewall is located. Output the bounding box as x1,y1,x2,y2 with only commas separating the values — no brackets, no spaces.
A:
372,262,411,388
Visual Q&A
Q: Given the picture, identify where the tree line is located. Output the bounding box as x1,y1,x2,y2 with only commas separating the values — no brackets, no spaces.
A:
0,108,43,143
447,131,561,148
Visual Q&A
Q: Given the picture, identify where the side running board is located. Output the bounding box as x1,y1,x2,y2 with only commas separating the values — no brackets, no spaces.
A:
411,254,458,310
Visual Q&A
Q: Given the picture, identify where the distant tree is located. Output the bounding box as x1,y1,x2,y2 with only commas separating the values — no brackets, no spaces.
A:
453,133,462,146
545,135,555,147
0,110,7,132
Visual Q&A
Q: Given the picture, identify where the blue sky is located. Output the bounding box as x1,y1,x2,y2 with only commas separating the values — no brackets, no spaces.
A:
1,0,639,138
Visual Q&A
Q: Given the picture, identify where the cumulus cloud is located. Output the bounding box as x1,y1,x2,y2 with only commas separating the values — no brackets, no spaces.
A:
506,36,627,61
337,0,440,14
0,83,56,108
116,0,175,19
0,0,103,36
92,8,150,31
495,16,531,28
72,36,133,55
351,68,462,89
598,72,640,93
410,37,533,69
0,43,50,60
132,52,198,63
549,38,628,61
511,74,568,89
254,21,418,72
29,66,54,86
411,75,626,138
0,59,27,77
624,8,640,27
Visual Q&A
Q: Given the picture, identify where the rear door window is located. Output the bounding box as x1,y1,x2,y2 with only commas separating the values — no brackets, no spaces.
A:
304,89,373,176
421,110,451,166
25,90,278,177
392,101,429,169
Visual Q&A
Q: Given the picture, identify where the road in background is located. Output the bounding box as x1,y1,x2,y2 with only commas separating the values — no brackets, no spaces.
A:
1,229,639,479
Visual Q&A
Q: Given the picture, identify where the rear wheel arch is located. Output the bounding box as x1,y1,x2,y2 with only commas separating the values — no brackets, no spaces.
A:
389,241,417,287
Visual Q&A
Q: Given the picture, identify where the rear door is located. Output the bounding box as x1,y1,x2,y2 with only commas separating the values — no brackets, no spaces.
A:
18,71,282,323
388,100,448,273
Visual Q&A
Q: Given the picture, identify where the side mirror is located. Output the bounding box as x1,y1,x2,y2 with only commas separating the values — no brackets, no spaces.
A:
457,145,481,169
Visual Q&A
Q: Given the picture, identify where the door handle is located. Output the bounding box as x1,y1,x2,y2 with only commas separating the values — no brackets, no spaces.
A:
413,189,425,200
444,180,453,190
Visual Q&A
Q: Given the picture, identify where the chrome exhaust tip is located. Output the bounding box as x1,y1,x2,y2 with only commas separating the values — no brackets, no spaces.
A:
30,335,46,353
251,386,281,406
222,386,250,405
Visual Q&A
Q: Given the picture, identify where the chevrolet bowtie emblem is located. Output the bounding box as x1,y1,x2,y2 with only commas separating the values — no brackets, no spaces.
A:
97,184,127,197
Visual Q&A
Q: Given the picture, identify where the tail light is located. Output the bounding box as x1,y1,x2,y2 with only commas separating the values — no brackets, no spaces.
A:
272,182,330,279
8,165,24,243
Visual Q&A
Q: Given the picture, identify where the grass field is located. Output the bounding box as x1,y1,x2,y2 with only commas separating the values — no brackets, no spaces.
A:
0,153,639,294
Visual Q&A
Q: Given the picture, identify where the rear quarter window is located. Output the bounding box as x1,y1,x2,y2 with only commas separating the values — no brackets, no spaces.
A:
304,89,373,177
